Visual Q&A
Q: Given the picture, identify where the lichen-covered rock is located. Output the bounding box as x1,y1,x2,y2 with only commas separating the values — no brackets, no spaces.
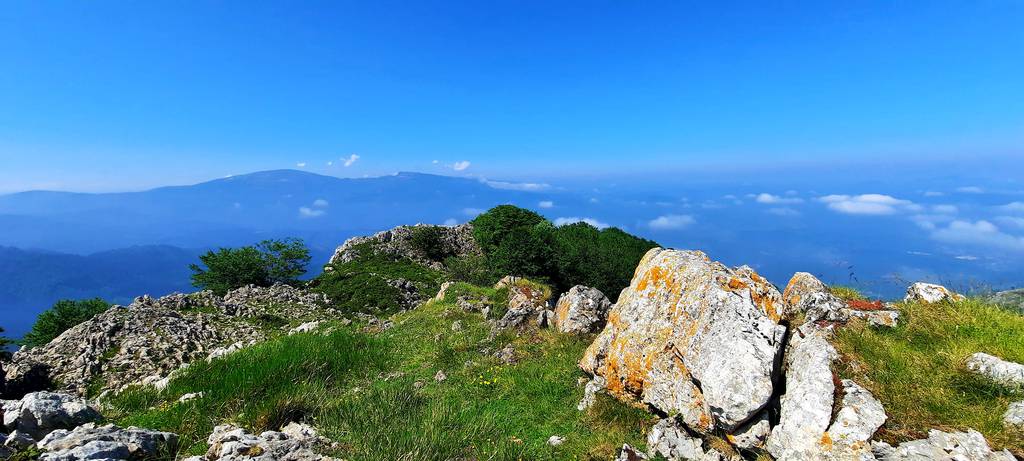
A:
2,391,101,440
327,223,479,269
1003,400,1024,429
37,423,178,461
783,272,849,322
186,423,338,461
496,278,552,329
576,376,605,411
553,285,612,334
646,418,708,460
847,308,900,328
965,353,1024,388
728,412,770,451
766,325,838,459
904,282,965,304
615,444,649,461
580,248,786,432
871,429,1015,460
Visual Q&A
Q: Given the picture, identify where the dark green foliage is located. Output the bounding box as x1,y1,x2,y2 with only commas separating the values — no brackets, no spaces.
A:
408,226,452,261
22,298,111,348
190,238,310,295
0,327,13,359
471,206,658,301
311,245,443,315
444,254,501,287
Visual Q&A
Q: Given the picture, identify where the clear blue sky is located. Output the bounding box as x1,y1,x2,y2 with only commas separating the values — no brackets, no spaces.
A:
1,1,1022,192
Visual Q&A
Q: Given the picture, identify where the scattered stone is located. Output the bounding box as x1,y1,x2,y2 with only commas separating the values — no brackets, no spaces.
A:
871,429,1015,460
494,344,517,365
207,340,260,362
450,320,463,332
577,376,606,411
37,423,178,461
904,282,965,304
4,429,36,450
178,392,204,403
847,308,900,328
186,423,338,461
536,309,555,328
288,321,322,335
434,370,447,382
553,285,612,334
546,435,565,446
647,418,708,460
966,352,1024,388
434,281,456,302
413,380,425,390
615,444,649,461
496,278,551,329
580,249,786,433
1003,400,1024,429
2,391,101,440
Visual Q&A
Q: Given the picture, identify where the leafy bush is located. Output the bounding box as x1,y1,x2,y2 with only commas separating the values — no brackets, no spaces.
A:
22,298,111,348
408,226,452,262
471,206,658,300
311,244,443,315
190,238,311,295
444,254,500,287
0,327,13,359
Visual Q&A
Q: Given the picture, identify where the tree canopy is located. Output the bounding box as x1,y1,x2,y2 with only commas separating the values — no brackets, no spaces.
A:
22,298,111,348
190,238,311,295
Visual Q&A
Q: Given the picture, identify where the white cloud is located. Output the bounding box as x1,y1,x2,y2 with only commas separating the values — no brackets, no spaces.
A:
554,217,610,229
326,161,333,166
462,207,484,217
312,199,329,208
766,207,801,217
443,218,458,226
343,154,360,167
755,193,803,205
931,204,958,214
296,162,307,168
955,255,979,261
452,160,471,171
910,214,956,230
482,179,551,192
999,202,1024,213
298,206,325,218
956,186,984,194
819,194,921,215
930,220,1024,251
923,191,944,197
995,216,1024,229
538,200,554,209
648,214,695,230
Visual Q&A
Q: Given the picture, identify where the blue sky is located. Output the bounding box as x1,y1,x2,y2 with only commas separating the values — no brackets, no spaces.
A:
1,1,1022,192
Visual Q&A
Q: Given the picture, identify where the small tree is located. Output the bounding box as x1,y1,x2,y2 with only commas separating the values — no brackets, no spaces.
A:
191,238,311,295
22,298,111,348
1,327,13,359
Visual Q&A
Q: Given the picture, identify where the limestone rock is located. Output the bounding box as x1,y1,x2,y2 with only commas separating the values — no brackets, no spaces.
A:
783,272,849,322
1004,401,1024,429
327,223,479,269
196,423,338,461
766,325,838,459
615,444,649,461
553,285,613,334
576,376,605,411
3,430,36,450
646,418,708,460
828,380,887,446
37,423,178,461
580,248,786,432
546,435,565,446
846,308,900,328
965,352,1024,388
2,391,101,440
872,429,1015,460
904,282,965,304
434,281,455,302
496,278,551,329
728,412,770,451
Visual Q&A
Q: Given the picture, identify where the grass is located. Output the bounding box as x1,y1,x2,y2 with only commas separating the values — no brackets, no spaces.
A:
834,297,1024,456
105,285,652,460
829,285,867,302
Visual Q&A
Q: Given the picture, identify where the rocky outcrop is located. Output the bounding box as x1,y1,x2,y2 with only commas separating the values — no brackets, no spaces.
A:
553,285,612,334
871,429,1016,460
966,353,1024,388
646,418,736,460
904,282,965,304
2,392,100,440
580,248,786,433
3,284,338,396
986,288,1024,314
37,423,178,461
495,277,552,329
327,223,479,269
782,272,898,327
184,423,338,461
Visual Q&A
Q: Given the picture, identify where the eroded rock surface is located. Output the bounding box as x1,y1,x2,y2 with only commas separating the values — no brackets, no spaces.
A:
553,285,612,334
871,429,1016,460
580,248,786,432
37,423,178,461
904,282,965,304
1004,401,1024,429
2,391,100,440
495,277,552,329
966,353,1024,388
783,272,849,323
327,223,478,269
184,423,338,461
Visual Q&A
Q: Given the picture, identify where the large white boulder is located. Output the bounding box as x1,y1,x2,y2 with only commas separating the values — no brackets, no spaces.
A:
2,391,101,440
580,248,786,432
37,423,178,461
965,352,1024,388
553,285,612,334
871,429,1015,460
904,282,965,304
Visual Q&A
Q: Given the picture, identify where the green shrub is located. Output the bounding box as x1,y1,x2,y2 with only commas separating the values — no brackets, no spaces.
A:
0,327,13,359
312,245,443,315
190,238,311,295
22,298,110,348
444,254,500,287
408,226,452,261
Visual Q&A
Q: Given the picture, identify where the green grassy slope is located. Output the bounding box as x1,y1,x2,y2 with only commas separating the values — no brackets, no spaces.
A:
106,282,652,460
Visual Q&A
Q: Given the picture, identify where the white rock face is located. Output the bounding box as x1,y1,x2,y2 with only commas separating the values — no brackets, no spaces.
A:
646,418,707,460
615,444,649,461
553,285,612,334
1003,400,1024,428
2,391,101,440
965,352,1024,388
581,249,787,433
904,282,965,303
783,272,849,323
766,325,838,459
871,429,1016,460
185,423,338,461
37,423,178,461
288,321,322,335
